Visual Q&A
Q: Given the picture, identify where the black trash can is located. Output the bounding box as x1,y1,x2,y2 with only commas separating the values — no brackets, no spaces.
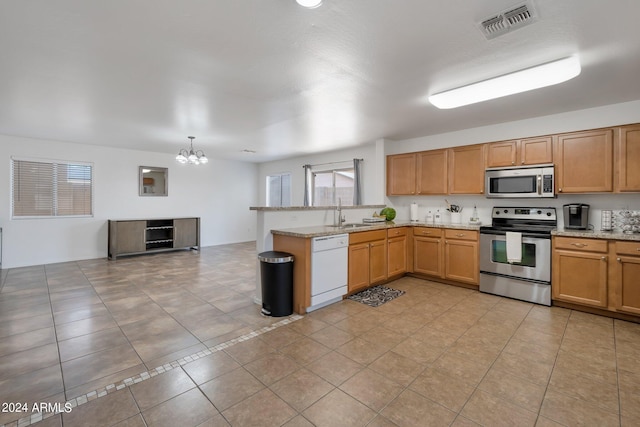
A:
258,251,294,317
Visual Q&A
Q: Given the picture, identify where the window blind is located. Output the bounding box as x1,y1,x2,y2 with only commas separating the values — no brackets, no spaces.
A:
11,158,93,218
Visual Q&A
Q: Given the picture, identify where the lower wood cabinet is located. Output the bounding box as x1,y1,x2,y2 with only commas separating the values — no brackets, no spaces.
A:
444,229,479,285
552,237,608,308
387,227,408,277
413,227,479,286
552,236,640,317
413,228,443,277
613,241,640,315
348,230,387,294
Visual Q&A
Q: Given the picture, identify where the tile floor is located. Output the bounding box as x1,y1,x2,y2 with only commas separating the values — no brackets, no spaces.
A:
0,241,639,426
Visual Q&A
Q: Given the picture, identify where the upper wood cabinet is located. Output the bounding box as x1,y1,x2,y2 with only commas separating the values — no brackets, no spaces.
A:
615,124,640,192
417,149,448,195
554,128,614,193
448,144,486,194
387,153,416,195
486,136,553,168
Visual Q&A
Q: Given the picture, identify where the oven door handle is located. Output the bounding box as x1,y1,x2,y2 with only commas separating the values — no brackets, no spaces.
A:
480,230,551,239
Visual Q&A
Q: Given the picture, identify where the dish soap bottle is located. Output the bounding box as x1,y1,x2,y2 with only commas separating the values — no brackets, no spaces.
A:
471,205,479,223
434,209,442,224
426,210,434,224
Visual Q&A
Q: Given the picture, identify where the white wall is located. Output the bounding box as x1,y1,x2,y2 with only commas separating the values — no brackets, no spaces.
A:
257,140,386,207
0,134,258,268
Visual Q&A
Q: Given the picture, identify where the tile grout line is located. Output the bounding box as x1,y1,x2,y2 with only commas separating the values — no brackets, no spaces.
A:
3,313,304,427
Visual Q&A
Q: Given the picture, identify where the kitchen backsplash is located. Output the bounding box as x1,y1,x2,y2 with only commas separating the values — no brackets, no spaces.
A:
387,193,640,232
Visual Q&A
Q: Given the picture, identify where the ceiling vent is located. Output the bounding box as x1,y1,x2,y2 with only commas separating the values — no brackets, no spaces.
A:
479,2,538,39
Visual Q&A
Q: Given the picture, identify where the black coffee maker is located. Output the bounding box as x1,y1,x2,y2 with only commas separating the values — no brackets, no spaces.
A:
563,204,590,229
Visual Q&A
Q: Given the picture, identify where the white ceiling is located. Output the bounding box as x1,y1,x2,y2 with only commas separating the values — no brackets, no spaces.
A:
1,0,640,163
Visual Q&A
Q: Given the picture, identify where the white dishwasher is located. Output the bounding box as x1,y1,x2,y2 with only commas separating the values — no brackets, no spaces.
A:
309,234,349,311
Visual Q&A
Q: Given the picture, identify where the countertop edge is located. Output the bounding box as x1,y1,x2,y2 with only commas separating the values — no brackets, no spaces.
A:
552,229,640,241
271,221,482,238
250,205,385,211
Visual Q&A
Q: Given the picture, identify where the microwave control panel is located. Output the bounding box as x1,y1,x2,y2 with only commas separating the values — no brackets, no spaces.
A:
542,174,553,193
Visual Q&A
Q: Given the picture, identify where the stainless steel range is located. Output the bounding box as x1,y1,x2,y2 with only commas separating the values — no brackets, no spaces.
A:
479,207,557,306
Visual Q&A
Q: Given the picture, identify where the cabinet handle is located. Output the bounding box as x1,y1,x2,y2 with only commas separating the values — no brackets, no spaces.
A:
456,233,465,237
571,243,587,248
422,231,431,234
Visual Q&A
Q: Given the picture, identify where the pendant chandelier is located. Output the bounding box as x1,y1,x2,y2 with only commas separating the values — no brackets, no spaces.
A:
175,136,208,165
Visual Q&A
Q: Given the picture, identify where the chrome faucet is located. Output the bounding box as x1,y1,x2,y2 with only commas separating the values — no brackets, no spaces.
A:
334,197,346,227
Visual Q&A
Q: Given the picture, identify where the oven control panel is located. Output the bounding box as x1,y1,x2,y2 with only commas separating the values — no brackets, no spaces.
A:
492,207,556,220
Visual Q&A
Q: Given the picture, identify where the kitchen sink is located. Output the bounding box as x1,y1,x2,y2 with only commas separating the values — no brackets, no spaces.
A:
331,223,372,229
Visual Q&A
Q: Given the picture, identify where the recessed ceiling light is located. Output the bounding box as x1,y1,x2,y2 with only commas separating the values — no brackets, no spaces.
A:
296,0,323,9
428,56,581,109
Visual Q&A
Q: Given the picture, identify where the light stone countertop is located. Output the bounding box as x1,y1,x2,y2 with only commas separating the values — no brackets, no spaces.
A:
552,229,640,241
271,220,482,238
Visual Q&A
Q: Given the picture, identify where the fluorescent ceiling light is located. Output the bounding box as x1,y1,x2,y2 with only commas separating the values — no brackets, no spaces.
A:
428,56,581,109
296,0,322,9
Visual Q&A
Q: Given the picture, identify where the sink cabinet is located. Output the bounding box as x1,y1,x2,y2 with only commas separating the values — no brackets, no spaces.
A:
413,227,444,277
348,230,387,293
387,227,408,278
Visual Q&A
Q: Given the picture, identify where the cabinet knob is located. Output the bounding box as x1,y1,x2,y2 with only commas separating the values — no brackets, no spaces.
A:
456,233,465,237
521,160,525,164
571,243,587,248
511,161,515,165
558,188,562,192
601,256,607,261
422,231,431,234
617,257,622,262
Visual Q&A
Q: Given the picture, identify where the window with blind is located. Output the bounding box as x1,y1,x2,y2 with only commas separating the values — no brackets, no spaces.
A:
11,158,93,218
312,168,354,206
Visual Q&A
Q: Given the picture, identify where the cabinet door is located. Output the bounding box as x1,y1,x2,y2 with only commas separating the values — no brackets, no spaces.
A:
114,221,146,254
348,243,370,293
486,141,518,168
520,136,553,165
444,239,478,285
552,249,608,307
615,124,640,192
413,236,443,277
614,255,640,315
448,144,486,194
173,218,199,248
417,149,448,194
387,235,407,277
386,153,416,195
555,129,613,193
369,240,388,284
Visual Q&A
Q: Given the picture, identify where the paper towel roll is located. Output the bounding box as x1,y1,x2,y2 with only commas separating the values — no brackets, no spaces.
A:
410,203,418,222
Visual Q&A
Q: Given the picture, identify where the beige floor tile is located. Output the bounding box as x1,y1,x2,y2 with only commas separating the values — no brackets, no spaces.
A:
195,413,231,427
243,353,300,385
200,368,264,411
0,312,54,338
280,336,332,365
491,351,554,386
540,389,620,427
554,349,618,386
143,343,208,370
431,351,491,386
548,368,619,413
223,337,276,365
64,363,147,400
282,415,315,427
358,326,406,348
619,369,640,395
478,366,546,413
61,343,143,389
113,414,147,427
222,388,296,426
309,325,355,349
461,389,537,427
142,388,219,427
368,350,424,387
62,389,139,427
305,350,363,386
55,315,117,341
130,367,196,411
366,415,401,427
620,390,640,420
270,368,334,411
333,314,378,335
259,326,304,349
391,336,444,365
303,388,377,427
0,342,60,381
336,337,391,365
58,327,129,362
0,326,57,357
409,367,475,412
412,325,459,349
382,389,456,427
308,306,350,324
339,368,404,411
181,351,241,385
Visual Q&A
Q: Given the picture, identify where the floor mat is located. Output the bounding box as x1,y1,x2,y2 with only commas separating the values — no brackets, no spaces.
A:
347,285,406,307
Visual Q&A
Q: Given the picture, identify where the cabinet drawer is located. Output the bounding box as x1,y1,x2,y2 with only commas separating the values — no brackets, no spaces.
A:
413,227,442,237
616,240,640,256
349,229,387,245
387,227,408,238
554,237,608,253
444,229,478,241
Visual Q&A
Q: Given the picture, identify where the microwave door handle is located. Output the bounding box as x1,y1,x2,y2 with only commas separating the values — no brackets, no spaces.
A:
537,175,542,195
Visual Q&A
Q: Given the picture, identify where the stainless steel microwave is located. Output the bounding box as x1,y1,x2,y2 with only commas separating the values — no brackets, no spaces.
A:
485,164,555,198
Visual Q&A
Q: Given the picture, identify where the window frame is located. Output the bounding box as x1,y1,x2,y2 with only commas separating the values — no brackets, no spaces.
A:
266,172,291,207
11,156,94,219
311,166,354,207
